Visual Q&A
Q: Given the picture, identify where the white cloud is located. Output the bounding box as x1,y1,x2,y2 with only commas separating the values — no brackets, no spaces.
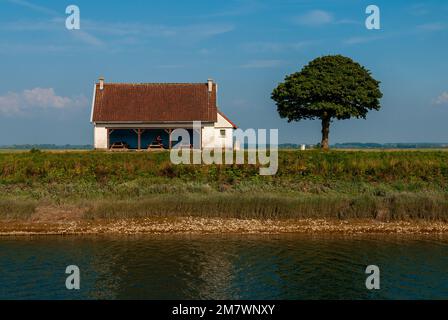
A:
240,59,283,68
434,92,448,105
5,0,236,42
84,21,235,40
417,22,446,32
70,30,105,47
6,0,58,16
0,19,57,32
0,17,234,50
408,4,430,16
336,19,361,25
242,40,317,53
0,43,80,54
4,0,235,51
0,88,87,115
294,10,333,26
193,0,264,18
344,35,384,45
0,19,104,48
0,93,21,115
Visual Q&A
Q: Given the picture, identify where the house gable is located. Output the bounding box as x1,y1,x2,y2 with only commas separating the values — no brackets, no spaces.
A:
215,111,238,129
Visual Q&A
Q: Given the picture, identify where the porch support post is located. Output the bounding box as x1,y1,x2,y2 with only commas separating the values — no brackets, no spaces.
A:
164,128,173,149
169,129,172,149
195,127,202,150
132,129,142,150
137,129,142,150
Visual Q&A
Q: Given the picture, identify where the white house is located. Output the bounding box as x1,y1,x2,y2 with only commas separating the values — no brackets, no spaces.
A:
90,77,238,150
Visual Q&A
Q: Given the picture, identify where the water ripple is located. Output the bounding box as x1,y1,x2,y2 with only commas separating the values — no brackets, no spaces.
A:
0,234,447,299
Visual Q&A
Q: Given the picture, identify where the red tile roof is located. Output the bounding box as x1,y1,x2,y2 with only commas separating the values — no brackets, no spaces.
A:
92,82,218,122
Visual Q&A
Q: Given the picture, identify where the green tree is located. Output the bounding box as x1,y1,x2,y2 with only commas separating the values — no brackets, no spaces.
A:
271,55,382,150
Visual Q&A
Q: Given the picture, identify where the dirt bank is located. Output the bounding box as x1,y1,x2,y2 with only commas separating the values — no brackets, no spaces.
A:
1,216,448,236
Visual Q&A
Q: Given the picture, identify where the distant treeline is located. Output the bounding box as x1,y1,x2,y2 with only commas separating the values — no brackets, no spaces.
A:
251,143,448,149
332,143,448,149
0,144,93,150
1,143,447,150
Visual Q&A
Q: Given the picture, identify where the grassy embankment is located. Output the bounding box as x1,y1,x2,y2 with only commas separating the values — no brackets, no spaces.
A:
1,149,448,222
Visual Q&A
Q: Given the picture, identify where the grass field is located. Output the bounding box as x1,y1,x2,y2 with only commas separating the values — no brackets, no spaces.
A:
1,149,448,221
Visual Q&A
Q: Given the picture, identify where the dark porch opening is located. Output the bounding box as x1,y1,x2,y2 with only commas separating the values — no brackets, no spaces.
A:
109,129,138,149
141,129,169,149
107,128,199,150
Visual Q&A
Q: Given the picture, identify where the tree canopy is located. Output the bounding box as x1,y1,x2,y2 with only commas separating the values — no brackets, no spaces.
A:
271,55,382,149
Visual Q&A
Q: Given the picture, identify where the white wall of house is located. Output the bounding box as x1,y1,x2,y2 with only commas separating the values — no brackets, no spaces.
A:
201,112,235,149
202,126,234,149
201,124,216,149
94,125,108,149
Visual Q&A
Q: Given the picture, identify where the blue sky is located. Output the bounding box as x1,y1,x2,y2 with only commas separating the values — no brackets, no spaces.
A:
0,0,447,145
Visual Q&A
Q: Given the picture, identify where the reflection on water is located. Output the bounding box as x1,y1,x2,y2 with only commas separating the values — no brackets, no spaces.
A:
0,234,447,300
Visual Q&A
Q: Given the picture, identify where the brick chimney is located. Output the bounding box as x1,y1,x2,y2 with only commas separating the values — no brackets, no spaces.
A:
99,76,104,90
207,78,213,92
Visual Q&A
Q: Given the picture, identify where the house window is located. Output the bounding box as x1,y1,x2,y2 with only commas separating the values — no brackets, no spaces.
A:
220,129,226,137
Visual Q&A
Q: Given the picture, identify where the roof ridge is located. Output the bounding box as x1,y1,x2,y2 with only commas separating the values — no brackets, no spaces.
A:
98,82,208,85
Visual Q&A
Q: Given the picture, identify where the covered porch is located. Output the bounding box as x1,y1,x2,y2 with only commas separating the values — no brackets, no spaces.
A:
106,128,200,150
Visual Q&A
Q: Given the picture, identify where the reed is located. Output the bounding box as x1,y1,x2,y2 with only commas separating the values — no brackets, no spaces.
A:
84,193,448,222
0,199,36,220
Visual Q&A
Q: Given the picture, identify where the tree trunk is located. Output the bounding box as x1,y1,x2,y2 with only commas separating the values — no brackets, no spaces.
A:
321,115,330,150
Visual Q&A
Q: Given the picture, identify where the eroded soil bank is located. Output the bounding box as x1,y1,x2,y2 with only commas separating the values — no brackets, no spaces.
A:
1,206,447,236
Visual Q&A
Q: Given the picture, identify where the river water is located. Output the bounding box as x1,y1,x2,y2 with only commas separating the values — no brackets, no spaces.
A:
0,234,447,299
